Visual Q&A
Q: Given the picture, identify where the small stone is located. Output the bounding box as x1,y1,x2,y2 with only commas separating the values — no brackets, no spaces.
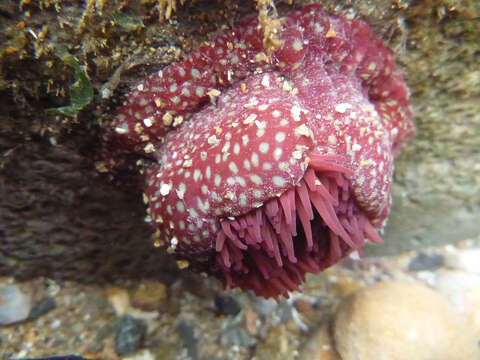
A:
124,349,155,360
254,324,295,359
214,294,241,316
26,296,56,321
219,314,256,348
434,270,480,338
131,281,167,311
106,286,131,316
251,297,278,317
0,284,31,325
245,308,260,335
331,274,363,296
408,252,444,271
176,321,198,360
333,281,479,360
300,324,341,360
444,248,480,273
115,315,147,355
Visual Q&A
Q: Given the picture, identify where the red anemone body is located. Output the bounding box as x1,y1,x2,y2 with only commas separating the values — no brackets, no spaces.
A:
102,4,414,299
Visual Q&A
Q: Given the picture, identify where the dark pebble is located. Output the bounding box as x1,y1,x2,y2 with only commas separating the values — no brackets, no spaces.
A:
27,296,56,321
177,321,198,360
214,295,241,316
114,315,146,355
408,252,445,271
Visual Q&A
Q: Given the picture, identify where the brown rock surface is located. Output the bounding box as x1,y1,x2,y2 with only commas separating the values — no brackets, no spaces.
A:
333,280,479,360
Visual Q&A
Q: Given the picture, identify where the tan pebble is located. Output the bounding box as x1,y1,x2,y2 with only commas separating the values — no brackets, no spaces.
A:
255,324,297,359
25,329,37,343
131,281,167,311
245,308,260,335
332,275,363,296
124,349,155,360
293,298,321,328
333,280,479,360
300,324,341,360
434,270,480,338
293,297,314,313
105,286,131,316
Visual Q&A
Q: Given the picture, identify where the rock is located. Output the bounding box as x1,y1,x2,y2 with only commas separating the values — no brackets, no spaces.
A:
331,274,364,296
300,325,341,360
114,315,147,355
434,270,480,338
107,287,131,316
26,296,56,321
131,281,167,311
333,280,479,360
251,298,278,317
408,252,444,271
444,248,480,273
214,294,241,316
176,321,198,360
124,349,155,360
254,324,297,360
219,314,256,348
0,283,31,325
244,308,260,336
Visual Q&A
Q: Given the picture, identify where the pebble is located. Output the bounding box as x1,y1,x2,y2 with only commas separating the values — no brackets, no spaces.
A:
131,281,167,310
333,280,479,360
26,296,56,321
177,321,199,360
300,325,341,360
0,284,31,325
408,252,444,271
107,287,131,316
214,294,241,316
434,270,480,338
124,349,155,360
251,298,278,317
444,248,480,273
115,315,147,355
244,308,260,335
177,320,199,360
219,314,257,348
254,324,297,360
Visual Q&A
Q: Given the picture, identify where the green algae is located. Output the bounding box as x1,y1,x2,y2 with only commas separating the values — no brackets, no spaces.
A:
46,45,94,118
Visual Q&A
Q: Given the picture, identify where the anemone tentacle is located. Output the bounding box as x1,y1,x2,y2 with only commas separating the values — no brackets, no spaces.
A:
214,151,381,299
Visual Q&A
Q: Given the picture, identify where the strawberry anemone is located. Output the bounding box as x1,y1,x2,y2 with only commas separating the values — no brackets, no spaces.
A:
102,5,414,299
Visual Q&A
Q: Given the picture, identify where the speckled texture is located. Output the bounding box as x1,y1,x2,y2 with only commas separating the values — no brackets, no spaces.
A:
103,4,413,298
